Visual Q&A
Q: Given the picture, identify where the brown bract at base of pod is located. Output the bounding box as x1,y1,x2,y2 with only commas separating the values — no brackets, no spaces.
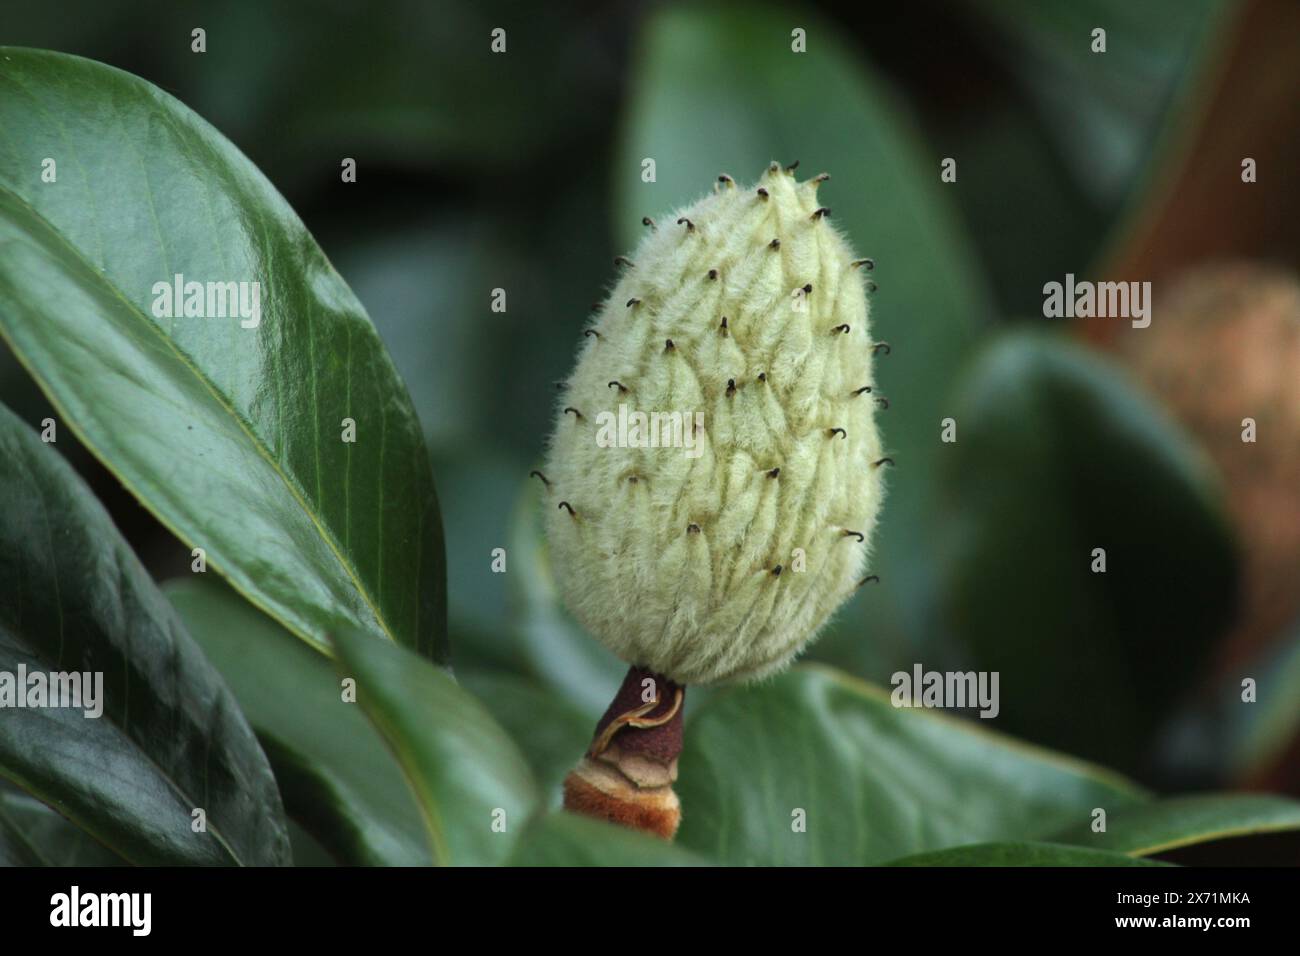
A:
561,665,686,840
563,760,681,841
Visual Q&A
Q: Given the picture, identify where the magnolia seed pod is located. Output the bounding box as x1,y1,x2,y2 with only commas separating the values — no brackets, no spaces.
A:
543,163,886,688
546,165,887,838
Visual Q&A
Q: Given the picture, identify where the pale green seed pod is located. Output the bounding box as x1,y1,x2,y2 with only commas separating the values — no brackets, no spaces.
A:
542,164,886,686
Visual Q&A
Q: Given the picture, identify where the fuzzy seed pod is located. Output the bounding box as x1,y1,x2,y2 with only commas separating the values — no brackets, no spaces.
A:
542,164,886,686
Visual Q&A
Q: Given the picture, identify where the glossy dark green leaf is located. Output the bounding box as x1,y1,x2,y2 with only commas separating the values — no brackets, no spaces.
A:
0,404,289,865
167,577,431,866
329,626,539,865
0,48,445,662
1050,793,1300,856
885,841,1170,867
676,665,1147,866
935,333,1238,771
0,788,125,867
949,1,1232,315
458,670,593,807
510,812,709,867
617,3,993,677
973,0,1232,205
0,794,42,866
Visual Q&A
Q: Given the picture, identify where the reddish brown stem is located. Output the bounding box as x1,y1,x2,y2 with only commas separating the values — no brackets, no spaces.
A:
562,665,686,840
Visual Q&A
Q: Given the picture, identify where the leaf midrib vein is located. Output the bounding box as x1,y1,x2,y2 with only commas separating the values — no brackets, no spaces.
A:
0,182,399,647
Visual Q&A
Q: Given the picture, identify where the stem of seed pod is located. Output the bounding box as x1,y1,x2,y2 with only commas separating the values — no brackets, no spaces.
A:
562,665,686,840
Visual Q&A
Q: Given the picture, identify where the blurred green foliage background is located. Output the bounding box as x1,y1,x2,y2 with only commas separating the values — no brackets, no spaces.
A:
3,0,1297,800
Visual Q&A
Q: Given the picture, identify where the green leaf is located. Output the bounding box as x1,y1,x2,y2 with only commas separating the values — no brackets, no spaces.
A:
947,1,1233,315
935,333,1238,770
1050,793,1300,857
166,577,431,866
0,794,43,867
0,48,446,662
885,841,1170,867
676,665,1146,866
510,812,710,867
616,3,993,676
458,670,593,807
0,788,125,867
0,403,289,865
287,819,340,868
329,626,539,866
972,0,1233,205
